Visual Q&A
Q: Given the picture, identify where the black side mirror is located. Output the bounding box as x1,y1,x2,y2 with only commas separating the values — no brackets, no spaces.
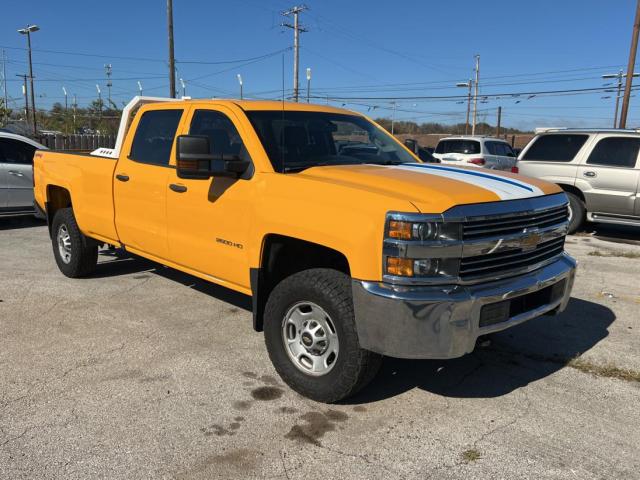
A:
176,135,250,179
404,138,418,153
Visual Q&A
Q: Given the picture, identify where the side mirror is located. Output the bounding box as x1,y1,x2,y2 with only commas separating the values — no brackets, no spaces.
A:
176,135,250,179
404,138,418,153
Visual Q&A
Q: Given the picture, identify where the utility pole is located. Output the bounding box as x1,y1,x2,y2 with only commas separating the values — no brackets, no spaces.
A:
306,67,311,103
601,70,640,128
282,5,308,102
620,0,640,129
167,0,176,98
496,106,502,137
472,54,480,135
1,50,8,125
456,79,473,134
104,64,112,106
18,24,39,134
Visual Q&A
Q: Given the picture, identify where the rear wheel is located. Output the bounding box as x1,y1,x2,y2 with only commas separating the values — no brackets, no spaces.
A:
51,207,98,278
566,192,586,234
263,268,382,403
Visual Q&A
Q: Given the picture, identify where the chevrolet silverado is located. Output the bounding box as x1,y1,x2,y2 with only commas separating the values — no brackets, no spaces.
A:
33,97,576,402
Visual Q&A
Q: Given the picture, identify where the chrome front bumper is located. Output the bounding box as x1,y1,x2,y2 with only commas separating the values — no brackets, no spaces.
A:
351,253,577,359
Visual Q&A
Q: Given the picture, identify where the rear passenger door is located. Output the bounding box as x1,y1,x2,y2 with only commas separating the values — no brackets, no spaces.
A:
577,135,640,216
0,138,37,209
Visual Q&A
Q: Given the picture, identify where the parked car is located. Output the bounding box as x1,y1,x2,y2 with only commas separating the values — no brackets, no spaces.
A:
403,138,440,162
34,97,576,403
433,135,517,170
0,132,48,217
517,128,640,233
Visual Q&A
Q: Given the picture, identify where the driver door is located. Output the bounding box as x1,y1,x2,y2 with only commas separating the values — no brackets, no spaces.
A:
166,106,255,291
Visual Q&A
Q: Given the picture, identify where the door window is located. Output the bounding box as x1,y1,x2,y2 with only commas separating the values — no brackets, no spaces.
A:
0,138,37,165
189,110,250,162
586,137,640,168
129,109,183,166
521,134,588,162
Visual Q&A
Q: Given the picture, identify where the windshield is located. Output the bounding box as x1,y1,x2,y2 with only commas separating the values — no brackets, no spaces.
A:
245,110,417,172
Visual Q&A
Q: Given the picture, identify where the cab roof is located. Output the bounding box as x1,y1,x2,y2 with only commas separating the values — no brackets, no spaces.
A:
152,98,359,115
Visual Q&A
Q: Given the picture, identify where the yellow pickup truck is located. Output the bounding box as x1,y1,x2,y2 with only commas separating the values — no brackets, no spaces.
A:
33,97,576,402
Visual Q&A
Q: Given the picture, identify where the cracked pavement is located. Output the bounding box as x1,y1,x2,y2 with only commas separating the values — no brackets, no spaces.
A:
1,217,639,479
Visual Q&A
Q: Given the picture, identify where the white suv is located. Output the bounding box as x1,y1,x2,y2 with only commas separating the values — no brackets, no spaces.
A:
433,136,517,171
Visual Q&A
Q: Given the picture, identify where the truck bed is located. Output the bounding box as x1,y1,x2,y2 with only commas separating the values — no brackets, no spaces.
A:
34,151,120,244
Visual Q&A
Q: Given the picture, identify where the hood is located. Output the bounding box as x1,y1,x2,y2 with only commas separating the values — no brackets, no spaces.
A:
296,163,560,213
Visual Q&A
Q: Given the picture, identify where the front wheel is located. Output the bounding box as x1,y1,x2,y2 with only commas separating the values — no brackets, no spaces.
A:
51,207,98,278
263,268,382,403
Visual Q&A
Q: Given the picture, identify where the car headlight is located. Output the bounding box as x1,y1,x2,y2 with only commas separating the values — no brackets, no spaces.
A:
384,212,462,283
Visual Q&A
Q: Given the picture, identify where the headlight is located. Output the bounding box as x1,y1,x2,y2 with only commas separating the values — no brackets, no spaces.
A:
388,220,441,241
384,212,462,283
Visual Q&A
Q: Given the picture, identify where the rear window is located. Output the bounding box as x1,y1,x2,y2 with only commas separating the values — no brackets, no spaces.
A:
435,139,480,154
485,141,515,157
586,137,640,168
521,134,588,162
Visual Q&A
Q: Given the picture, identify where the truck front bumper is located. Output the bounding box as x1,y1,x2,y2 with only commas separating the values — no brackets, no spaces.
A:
351,253,577,359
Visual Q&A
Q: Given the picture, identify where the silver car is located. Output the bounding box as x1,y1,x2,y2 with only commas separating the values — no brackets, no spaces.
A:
0,132,47,217
517,128,640,233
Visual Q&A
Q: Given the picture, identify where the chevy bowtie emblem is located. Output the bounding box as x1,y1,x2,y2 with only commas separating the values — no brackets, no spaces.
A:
521,229,541,251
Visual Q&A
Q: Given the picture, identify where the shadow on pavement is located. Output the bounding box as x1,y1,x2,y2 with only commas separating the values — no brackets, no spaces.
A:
575,223,640,246
0,216,46,231
92,249,252,311
347,297,615,404
90,249,615,403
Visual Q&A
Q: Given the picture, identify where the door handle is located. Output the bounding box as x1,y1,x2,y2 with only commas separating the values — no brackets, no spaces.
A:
115,174,130,182
169,183,187,193
8,170,24,177
583,171,597,178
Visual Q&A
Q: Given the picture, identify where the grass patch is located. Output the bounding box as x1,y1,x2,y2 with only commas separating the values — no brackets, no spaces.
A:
588,250,640,259
461,449,481,463
567,357,640,382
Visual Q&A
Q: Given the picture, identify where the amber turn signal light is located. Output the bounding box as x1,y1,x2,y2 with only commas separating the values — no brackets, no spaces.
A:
388,221,412,240
386,257,414,276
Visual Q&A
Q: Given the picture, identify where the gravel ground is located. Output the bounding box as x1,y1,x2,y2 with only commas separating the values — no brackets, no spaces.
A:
1,217,639,479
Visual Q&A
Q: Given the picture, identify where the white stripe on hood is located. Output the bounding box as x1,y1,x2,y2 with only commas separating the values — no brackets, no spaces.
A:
390,163,544,200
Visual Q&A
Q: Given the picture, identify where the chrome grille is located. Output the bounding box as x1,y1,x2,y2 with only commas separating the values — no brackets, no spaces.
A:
460,236,565,281
462,204,568,240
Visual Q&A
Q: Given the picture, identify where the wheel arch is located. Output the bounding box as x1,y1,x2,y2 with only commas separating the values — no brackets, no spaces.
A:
250,234,351,332
45,185,73,236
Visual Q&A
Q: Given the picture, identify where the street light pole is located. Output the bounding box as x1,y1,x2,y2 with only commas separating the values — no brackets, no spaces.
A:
456,79,473,135
18,24,39,134
180,78,186,97
237,74,243,99
137,81,143,96
62,86,68,134
306,67,311,103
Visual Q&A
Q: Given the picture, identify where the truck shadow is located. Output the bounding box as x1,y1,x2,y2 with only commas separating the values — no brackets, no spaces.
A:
0,216,46,230
92,249,252,311
347,298,615,404
91,250,614,403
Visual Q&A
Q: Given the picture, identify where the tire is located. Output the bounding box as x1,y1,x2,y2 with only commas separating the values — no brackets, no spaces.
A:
51,207,98,278
566,192,586,234
263,268,382,403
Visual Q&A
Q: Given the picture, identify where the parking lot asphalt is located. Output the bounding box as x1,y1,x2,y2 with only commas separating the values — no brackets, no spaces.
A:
1,217,639,480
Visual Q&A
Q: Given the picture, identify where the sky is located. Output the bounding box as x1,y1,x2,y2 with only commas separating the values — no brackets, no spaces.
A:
1,0,639,130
